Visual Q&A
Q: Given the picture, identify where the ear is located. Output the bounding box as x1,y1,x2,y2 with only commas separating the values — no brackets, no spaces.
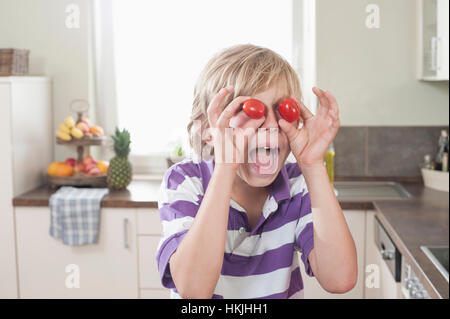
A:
201,125,214,147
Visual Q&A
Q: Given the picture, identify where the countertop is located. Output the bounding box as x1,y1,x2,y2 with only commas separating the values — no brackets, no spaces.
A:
12,180,449,299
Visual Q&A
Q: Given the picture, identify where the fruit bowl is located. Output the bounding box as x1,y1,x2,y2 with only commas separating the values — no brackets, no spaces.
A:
56,135,106,146
47,174,107,188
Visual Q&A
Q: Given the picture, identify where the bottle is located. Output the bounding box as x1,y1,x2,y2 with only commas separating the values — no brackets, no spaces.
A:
442,152,448,172
422,154,434,170
324,142,335,185
435,130,448,171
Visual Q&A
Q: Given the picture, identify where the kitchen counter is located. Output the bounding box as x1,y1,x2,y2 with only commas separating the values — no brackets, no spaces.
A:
12,180,449,298
373,184,449,299
12,180,160,208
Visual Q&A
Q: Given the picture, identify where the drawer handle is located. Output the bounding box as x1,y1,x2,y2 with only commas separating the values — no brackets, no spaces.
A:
123,218,129,249
381,249,395,260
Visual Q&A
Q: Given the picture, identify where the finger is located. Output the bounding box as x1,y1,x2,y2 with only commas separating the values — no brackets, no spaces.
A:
288,96,314,121
216,95,251,128
323,90,339,118
241,116,265,131
207,85,234,127
230,112,265,138
298,101,314,121
313,87,330,118
324,117,340,142
278,118,299,142
230,110,252,128
241,118,266,149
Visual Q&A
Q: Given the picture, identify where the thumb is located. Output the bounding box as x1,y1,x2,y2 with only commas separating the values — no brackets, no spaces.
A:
278,118,299,142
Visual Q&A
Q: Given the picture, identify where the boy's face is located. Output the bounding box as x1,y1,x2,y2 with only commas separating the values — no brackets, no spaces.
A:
236,83,297,188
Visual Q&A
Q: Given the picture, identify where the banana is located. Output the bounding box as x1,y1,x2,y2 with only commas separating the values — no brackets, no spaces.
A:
65,116,75,128
56,130,72,141
59,123,71,134
71,127,84,139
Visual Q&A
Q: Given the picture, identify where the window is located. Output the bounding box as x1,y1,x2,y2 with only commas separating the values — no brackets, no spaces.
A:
112,0,294,158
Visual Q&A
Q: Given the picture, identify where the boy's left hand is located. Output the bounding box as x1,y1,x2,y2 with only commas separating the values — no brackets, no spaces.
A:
278,87,340,168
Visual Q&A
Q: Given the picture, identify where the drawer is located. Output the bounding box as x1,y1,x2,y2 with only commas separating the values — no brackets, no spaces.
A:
138,236,165,289
140,288,171,299
137,208,162,235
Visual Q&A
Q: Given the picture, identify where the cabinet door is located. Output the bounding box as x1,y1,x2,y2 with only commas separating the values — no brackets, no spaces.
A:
299,210,366,299
138,236,165,289
364,211,398,299
0,83,18,298
136,208,170,297
418,0,449,80
15,207,138,298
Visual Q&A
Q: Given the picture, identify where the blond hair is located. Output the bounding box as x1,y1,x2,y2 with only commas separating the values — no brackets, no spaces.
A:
187,43,302,156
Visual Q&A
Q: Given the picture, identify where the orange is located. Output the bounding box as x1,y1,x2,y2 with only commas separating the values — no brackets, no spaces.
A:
97,161,109,174
47,162,73,177
89,125,104,136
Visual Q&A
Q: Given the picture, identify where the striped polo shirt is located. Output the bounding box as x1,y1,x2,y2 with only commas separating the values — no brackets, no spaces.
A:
156,158,314,299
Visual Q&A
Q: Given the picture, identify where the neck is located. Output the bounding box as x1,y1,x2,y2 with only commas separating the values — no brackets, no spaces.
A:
231,173,270,200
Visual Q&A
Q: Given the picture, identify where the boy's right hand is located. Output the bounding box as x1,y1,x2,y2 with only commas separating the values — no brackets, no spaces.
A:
206,86,265,170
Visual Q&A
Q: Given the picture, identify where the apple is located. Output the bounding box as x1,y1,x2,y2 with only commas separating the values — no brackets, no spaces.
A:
84,163,97,173
65,158,77,167
73,163,84,174
82,118,90,127
82,155,96,168
76,122,89,134
87,167,101,176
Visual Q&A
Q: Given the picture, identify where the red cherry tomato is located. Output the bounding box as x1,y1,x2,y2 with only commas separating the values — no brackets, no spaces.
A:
242,99,266,119
278,98,300,122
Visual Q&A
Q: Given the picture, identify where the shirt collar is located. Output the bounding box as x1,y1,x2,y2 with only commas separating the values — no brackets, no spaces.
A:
270,164,291,203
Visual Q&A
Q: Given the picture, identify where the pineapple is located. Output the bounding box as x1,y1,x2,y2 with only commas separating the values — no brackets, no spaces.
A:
107,128,132,190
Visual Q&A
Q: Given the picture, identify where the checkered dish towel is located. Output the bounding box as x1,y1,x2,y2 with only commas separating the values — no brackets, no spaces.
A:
49,187,109,246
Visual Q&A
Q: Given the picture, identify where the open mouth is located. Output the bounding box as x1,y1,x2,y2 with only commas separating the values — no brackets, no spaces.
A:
248,146,280,175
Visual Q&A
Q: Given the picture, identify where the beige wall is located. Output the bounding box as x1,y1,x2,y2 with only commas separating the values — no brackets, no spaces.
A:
0,0,93,161
316,0,449,126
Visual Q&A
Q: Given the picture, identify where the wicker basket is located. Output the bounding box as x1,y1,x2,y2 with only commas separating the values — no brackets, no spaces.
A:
0,48,30,76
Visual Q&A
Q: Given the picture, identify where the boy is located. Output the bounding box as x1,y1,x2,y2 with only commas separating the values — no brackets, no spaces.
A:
156,44,357,299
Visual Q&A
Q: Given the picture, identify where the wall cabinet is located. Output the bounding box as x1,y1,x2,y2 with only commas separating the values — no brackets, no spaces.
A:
417,0,449,81
299,210,366,299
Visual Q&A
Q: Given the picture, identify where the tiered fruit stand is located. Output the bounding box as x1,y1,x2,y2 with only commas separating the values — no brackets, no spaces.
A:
48,100,107,187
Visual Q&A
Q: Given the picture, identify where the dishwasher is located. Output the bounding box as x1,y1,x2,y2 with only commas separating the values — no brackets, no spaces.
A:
374,217,402,295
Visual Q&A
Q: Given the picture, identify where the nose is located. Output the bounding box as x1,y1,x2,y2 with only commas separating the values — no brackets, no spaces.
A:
261,104,279,129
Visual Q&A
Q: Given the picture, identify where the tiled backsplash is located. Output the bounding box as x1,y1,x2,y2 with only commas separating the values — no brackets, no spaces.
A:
334,126,449,178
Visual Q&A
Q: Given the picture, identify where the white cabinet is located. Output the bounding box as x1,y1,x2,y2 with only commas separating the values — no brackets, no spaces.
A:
15,207,138,298
417,0,449,80
299,210,366,299
136,209,169,298
364,211,399,299
0,77,52,298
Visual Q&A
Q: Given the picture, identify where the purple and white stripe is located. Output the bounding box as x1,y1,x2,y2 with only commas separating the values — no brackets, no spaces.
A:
156,158,314,299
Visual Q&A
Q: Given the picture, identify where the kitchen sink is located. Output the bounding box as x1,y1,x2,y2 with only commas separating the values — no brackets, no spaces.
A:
420,246,449,282
334,181,413,200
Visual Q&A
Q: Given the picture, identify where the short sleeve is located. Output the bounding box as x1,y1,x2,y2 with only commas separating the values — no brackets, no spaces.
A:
291,172,315,277
155,161,204,289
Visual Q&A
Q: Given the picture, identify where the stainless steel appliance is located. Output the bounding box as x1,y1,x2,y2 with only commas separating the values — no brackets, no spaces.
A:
420,246,449,282
374,216,402,282
400,260,431,299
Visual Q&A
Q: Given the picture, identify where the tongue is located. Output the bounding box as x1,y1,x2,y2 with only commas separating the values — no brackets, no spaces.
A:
254,149,278,174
